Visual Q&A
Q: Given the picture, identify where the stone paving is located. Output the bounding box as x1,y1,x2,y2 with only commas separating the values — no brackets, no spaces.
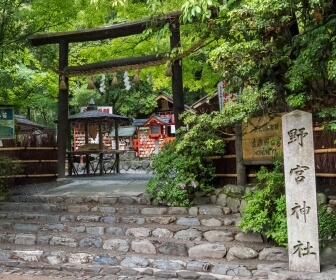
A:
1,176,334,280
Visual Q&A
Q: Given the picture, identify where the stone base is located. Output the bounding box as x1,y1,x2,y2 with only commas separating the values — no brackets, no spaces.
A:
268,265,336,280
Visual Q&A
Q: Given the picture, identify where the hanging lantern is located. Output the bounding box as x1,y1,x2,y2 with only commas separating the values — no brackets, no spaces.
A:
111,72,118,86
59,75,67,90
165,62,173,77
133,69,140,83
87,76,95,89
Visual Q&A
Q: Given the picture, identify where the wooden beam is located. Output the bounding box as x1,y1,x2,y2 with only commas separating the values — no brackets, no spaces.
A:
28,12,181,46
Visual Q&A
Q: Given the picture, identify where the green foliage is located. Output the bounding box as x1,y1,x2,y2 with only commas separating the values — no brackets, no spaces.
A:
240,158,336,248
146,113,225,206
181,0,219,23
239,160,288,246
0,156,22,199
318,206,336,249
146,142,215,207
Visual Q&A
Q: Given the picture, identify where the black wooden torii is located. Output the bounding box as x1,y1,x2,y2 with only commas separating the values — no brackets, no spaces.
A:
28,12,186,179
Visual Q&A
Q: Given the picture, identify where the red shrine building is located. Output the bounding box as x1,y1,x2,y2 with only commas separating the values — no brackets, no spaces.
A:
110,93,195,157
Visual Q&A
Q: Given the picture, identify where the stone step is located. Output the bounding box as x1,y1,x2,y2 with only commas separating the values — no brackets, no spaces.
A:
1,220,241,238
0,229,273,253
0,214,286,278
0,201,234,217
9,193,151,205
0,212,241,231
0,245,287,279
0,192,289,279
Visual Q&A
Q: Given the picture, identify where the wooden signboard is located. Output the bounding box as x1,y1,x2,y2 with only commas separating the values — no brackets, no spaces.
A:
242,115,283,163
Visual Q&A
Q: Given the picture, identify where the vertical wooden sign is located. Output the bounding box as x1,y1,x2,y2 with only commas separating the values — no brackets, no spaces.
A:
282,110,320,272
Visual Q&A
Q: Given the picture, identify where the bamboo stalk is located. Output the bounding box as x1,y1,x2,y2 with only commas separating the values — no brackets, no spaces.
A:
11,160,58,163
208,155,236,159
214,173,336,178
316,173,336,178
223,137,235,141
314,148,336,154
0,147,57,151
214,174,237,177
0,174,58,178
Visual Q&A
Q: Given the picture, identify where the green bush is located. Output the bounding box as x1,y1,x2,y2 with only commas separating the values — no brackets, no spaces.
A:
318,206,336,249
239,158,336,248
146,140,217,206
146,113,225,206
0,156,22,198
238,160,288,245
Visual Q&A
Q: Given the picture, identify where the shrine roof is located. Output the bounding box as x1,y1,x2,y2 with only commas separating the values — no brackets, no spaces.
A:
15,115,45,130
132,119,148,127
109,126,136,137
145,114,171,125
68,110,129,123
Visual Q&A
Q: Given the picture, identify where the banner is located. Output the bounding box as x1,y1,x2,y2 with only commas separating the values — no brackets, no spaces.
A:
217,81,237,111
0,106,14,139
80,106,113,114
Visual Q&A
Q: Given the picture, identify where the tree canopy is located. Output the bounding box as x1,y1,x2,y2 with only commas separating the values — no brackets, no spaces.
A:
1,0,336,130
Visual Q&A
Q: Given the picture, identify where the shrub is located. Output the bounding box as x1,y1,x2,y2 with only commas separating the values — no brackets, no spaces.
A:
239,158,336,249
318,206,336,249
238,160,288,245
146,113,225,206
0,155,22,198
146,140,217,206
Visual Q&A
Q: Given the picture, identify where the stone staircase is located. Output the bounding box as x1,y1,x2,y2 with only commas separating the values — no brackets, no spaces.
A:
0,191,289,279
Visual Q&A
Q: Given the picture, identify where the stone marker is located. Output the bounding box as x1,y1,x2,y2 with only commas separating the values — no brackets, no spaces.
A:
282,110,320,272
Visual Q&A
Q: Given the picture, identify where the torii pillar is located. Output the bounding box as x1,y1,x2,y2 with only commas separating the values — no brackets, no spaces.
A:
57,40,69,179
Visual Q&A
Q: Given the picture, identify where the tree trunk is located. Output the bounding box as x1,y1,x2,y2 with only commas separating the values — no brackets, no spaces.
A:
170,21,184,132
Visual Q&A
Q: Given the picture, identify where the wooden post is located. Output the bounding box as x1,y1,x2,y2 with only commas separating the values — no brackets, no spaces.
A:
170,21,184,132
85,123,90,174
115,122,120,173
235,122,246,185
57,40,69,179
99,123,103,175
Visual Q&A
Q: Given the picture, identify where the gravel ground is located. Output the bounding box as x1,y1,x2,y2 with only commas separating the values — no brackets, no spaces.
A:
9,171,154,196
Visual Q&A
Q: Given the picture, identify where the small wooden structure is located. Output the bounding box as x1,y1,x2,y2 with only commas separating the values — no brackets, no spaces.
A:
67,102,129,175
130,93,195,157
15,115,46,146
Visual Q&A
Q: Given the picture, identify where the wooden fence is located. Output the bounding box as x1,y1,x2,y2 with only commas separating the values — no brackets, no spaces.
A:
211,127,336,194
0,133,58,185
1,125,336,192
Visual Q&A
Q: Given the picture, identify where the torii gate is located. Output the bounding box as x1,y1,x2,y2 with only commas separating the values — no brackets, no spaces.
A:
28,12,192,179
